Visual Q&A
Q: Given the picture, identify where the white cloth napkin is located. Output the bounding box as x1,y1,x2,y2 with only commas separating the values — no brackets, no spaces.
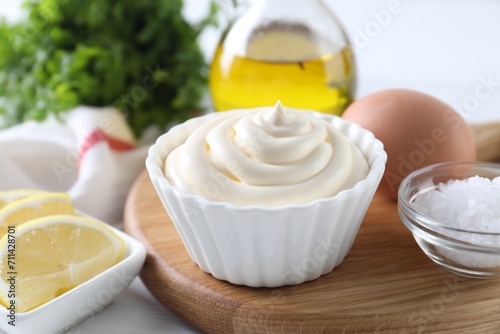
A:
0,106,150,227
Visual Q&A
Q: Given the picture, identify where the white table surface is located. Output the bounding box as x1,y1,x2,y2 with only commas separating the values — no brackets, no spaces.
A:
1,1,500,333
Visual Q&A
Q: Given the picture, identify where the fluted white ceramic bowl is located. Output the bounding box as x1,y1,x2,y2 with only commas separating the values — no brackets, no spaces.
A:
146,110,386,287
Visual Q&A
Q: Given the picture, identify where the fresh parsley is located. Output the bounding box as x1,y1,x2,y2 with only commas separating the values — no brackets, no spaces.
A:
0,0,217,137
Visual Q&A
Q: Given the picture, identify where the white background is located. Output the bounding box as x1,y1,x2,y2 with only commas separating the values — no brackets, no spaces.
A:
1,1,500,333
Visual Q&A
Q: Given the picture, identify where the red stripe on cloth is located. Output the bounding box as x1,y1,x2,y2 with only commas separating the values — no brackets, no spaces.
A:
78,129,135,166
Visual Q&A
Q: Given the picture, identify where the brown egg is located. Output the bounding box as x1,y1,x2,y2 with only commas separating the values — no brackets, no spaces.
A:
342,89,476,199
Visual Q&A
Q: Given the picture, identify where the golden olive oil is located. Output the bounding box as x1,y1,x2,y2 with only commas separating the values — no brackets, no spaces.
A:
209,27,356,114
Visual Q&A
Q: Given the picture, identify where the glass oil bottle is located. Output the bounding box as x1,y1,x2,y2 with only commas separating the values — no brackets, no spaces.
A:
209,0,356,115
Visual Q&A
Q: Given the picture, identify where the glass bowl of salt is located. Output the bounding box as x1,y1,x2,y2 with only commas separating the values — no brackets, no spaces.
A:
398,161,500,278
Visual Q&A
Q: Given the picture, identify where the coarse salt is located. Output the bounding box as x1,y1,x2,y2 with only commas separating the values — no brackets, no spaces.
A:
412,175,500,268
413,175,500,233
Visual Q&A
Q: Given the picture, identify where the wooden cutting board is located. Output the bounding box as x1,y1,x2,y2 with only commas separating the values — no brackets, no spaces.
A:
124,170,500,334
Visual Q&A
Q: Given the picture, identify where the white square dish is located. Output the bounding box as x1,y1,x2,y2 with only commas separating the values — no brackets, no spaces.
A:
0,225,146,334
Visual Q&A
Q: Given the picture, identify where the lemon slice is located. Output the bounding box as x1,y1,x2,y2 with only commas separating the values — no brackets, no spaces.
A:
0,189,45,209
0,192,75,237
0,215,126,312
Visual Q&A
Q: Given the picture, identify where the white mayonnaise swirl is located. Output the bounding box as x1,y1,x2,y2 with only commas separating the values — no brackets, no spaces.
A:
165,102,369,206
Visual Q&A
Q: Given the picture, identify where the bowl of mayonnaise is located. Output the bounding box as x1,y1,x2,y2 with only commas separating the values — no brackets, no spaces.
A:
146,101,386,287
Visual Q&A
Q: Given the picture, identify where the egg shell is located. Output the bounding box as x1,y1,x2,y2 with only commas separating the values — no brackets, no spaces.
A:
342,89,477,198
